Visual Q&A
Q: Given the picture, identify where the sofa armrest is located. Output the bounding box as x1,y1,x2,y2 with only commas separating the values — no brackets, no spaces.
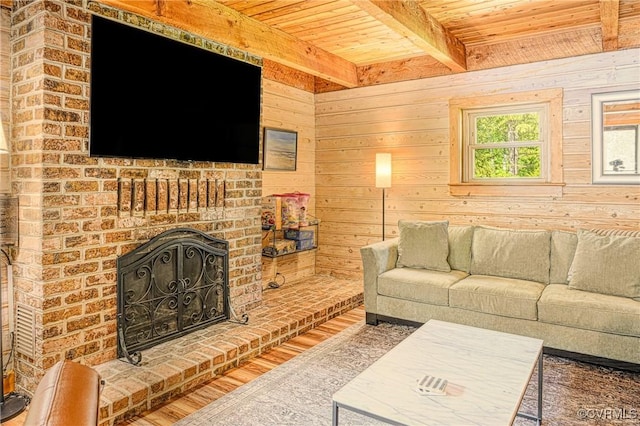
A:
360,237,399,317
24,360,102,426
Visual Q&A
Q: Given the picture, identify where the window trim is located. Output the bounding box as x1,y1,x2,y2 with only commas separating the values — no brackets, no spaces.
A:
591,90,640,185
464,104,548,183
449,89,564,197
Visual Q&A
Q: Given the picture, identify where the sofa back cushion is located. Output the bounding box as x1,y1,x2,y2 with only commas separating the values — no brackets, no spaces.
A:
396,220,451,272
590,229,640,238
568,229,640,300
549,230,577,284
470,226,551,284
448,225,474,272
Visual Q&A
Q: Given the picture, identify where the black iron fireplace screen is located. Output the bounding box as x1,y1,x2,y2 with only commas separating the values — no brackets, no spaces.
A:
117,228,230,365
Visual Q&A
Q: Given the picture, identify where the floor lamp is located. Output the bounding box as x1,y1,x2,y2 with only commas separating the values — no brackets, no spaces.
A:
0,123,28,421
375,153,391,241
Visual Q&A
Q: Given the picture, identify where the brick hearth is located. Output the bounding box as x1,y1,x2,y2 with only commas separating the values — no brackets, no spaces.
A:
95,276,363,426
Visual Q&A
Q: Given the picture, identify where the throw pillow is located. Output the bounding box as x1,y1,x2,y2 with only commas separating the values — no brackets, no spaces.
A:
549,230,577,284
470,226,551,284
568,229,640,300
448,225,474,272
396,220,451,272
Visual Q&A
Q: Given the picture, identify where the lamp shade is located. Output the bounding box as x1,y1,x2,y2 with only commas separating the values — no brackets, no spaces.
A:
375,153,391,188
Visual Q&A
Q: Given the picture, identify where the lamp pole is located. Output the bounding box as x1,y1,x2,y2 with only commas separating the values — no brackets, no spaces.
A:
381,187,386,240
375,153,391,241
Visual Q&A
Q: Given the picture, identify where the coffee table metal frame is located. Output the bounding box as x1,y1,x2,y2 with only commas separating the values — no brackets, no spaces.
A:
332,320,543,425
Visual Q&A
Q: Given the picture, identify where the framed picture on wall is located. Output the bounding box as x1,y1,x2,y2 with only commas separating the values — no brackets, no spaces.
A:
263,128,297,171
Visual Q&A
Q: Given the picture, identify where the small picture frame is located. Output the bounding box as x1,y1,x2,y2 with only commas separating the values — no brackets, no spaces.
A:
263,128,297,171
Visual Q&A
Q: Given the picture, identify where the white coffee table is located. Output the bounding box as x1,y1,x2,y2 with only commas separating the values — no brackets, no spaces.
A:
332,320,543,425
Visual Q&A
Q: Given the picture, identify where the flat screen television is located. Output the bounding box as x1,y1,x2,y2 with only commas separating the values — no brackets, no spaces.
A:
89,15,262,164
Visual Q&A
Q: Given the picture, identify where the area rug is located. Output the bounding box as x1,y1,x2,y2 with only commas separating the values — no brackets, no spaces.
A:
176,321,639,426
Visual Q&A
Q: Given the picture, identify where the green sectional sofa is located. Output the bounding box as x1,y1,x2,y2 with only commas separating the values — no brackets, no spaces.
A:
361,221,640,369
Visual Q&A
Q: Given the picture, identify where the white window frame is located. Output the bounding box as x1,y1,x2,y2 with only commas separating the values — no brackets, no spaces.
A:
591,90,640,185
449,89,564,197
463,104,549,183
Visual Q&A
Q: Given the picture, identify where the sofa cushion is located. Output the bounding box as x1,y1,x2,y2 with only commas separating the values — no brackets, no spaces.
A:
470,226,551,284
396,220,451,272
448,225,474,273
539,284,640,337
568,229,640,300
378,268,468,306
549,230,577,284
449,275,546,320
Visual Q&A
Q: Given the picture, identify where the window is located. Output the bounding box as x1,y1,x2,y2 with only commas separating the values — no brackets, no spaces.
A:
449,89,564,197
592,90,640,185
465,105,547,182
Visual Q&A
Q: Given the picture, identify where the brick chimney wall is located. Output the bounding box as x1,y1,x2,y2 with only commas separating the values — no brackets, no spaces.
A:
9,0,263,393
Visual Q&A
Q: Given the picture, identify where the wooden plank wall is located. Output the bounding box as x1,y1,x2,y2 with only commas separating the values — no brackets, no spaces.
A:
315,49,640,280
261,79,317,286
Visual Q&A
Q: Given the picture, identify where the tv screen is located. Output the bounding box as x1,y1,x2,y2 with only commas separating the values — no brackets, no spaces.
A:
89,15,262,164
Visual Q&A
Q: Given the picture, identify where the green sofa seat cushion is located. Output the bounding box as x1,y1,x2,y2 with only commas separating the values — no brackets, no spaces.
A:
449,275,546,320
378,268,468,306
539,284,640,337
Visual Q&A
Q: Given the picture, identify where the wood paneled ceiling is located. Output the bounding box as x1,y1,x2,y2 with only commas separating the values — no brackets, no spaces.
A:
99,0,640,92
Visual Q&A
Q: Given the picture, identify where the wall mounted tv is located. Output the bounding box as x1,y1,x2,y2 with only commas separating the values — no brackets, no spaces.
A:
89,15,262,164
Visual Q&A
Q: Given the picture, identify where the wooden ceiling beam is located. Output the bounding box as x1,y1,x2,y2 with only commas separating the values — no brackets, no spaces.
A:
354,0,467,72
95,0,359,88
600,0,620,51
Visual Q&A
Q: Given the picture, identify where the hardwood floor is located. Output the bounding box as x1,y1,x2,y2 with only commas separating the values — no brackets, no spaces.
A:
120,306,364,426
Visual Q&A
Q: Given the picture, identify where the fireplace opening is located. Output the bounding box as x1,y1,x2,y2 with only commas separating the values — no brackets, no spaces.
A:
116,228,237,365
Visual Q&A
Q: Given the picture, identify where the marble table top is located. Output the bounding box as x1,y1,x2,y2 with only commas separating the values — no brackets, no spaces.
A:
332,320,543,425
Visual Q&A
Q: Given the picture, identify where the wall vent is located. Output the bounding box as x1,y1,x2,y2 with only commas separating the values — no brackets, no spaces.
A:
15,303,36,358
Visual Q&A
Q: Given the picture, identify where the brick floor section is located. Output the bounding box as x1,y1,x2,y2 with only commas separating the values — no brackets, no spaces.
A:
96,275,363,426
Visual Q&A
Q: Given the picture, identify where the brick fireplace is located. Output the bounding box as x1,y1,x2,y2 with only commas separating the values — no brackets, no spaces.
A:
6,0,264,394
